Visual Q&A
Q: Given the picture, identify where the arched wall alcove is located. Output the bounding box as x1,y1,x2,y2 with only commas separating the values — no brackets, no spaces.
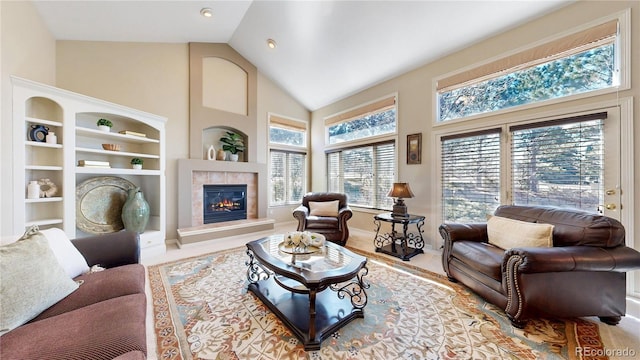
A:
202,126,247,162
189,43,257,162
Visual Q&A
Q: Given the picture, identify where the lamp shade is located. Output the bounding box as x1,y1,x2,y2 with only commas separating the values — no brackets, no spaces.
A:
387,183,414,199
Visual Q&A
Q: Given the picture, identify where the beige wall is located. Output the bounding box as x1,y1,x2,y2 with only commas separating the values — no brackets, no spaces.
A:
55,41,310,238
310,0,640,248
1,1,56,237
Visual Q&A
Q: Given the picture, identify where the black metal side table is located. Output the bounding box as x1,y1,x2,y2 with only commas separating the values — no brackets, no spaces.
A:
374,212,425,261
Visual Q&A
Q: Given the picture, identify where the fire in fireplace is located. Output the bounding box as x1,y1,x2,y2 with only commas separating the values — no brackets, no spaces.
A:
203,184,247,224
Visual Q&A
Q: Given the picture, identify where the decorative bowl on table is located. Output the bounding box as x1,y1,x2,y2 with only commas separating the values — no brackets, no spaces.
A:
279,231,325,263
102,143,121,151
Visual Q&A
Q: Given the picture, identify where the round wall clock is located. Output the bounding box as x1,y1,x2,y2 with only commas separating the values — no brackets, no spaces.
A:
29,125,49,142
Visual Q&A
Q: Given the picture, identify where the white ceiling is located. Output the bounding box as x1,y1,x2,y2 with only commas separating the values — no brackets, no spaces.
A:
32,0,573,111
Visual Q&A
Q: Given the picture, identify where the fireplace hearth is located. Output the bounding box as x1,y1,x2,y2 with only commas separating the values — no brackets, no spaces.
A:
203,184,247,224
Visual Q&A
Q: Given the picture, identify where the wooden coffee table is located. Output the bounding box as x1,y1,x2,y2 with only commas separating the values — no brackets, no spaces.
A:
245,235,369,350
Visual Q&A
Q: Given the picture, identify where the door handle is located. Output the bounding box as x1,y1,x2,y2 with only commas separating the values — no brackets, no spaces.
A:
606,189,616,195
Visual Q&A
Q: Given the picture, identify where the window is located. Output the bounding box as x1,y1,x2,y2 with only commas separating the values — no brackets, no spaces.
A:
327,142,395,209
511,113,605,210
440,113,607,222
326,97,396,144
441,130,501,222
437,20,619,122
270,150,306,206
325,95,397,209
269,115,307,206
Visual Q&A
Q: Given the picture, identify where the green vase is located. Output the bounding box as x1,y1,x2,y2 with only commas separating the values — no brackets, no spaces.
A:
121,187,150,233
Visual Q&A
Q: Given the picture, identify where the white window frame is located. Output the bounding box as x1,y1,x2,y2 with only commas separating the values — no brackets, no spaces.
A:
268,113,308,207
324,94,398,211
432,9,631,127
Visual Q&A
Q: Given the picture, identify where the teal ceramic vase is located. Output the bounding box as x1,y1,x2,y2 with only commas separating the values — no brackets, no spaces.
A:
121,187,150,233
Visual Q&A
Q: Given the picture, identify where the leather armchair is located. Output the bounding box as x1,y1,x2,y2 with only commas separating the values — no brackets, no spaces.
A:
293,192,353,246
440,205,640,328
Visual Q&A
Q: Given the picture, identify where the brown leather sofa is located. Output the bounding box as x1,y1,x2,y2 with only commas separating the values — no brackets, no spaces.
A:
293,192,353,246
1,231,147,360
440,205,640,328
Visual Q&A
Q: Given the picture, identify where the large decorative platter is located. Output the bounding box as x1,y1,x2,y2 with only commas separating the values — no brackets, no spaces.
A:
76,176,135,234
278,242,321,255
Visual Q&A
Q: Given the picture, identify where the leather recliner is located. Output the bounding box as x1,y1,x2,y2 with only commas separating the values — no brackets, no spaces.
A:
293,192,353,246
440,205,640,328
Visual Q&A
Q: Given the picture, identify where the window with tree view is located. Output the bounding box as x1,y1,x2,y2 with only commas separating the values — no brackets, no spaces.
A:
326,96,397,209
437,20,618,122
269,116,307,206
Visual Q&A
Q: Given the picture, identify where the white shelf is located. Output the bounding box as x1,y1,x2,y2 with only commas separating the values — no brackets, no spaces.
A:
75,167,161,175
26,165,63,171
25,116,63,127
25,197,63,203
75,147,160,159
76,127,159,144
26,218,63,227
26,141,63,149
13,76,167,259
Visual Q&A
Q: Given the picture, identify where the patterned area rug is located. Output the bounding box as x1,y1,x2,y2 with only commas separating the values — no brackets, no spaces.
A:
148,246,607,359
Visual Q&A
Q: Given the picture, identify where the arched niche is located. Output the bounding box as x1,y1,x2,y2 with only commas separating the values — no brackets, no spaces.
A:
26,97,63,121
202,57,248,116
202,126,247,162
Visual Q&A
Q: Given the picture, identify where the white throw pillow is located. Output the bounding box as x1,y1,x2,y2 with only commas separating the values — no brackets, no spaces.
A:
0,230,79,334
487,216,554,250
308,200,340,217
40,228,90,278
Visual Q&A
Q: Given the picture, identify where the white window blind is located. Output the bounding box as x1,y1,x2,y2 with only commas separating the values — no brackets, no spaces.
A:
510,112,605,211
441,129,501,222
269,150,306,206
327,141,395,209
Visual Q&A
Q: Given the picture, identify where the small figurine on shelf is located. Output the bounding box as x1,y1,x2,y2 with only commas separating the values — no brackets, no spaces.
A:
96,118,113,132
131,157,143,170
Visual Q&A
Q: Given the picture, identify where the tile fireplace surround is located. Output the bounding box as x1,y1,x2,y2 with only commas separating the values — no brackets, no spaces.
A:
177,159,272,245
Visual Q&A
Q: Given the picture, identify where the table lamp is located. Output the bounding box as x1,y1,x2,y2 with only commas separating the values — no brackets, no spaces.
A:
387,182,414,217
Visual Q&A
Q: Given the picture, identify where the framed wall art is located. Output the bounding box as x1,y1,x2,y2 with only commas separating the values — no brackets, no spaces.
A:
407,133,422,164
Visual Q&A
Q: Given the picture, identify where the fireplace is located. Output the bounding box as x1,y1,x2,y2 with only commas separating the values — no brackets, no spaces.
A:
203,184,247,224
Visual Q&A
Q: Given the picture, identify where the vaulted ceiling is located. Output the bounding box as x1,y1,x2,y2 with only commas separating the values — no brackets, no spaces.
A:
32,0,573,110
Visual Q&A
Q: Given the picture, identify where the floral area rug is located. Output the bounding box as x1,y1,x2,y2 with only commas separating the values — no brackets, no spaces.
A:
148,246,607,360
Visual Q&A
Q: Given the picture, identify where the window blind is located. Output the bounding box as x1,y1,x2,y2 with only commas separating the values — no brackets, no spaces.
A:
324,96,396,126
327,141,395,209
269,150,306,206
437,19,618,92
441,129,501,222
510,113,605,210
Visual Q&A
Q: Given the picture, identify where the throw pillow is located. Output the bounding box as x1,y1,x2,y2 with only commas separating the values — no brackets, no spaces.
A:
40,227,90,278
308,200,339,217
0,228,79,335
487,216,554,250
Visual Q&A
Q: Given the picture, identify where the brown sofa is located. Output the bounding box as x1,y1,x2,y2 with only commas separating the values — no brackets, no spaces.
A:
440,205,640,328
293,192,353,246
0,231,147,360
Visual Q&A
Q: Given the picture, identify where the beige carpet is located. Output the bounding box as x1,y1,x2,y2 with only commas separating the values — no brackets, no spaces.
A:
147,244,613,359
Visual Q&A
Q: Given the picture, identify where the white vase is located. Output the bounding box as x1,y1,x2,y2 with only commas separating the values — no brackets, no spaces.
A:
229,153,239,162
132,164,142,170
207,145,215,160
27,181,40,199
46,132,57,144
98,125,111,132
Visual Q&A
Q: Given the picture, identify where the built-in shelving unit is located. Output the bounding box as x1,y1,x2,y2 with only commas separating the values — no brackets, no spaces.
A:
12,76,167,258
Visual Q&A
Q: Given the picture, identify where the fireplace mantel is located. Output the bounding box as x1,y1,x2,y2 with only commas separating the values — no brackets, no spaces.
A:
177,159,268,230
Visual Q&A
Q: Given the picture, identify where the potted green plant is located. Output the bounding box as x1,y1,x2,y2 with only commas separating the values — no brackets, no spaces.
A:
130,157,143,170
96,118,113,132
219,131,245,161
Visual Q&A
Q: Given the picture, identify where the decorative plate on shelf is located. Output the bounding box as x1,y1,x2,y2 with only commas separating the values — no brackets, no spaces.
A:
76,176,135,234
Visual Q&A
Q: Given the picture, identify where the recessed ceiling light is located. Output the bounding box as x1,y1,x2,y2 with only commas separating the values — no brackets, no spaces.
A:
200,8,213,18
267,39,277,49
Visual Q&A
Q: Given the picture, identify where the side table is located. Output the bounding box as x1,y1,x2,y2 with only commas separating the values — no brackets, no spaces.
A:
374,212,425,261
